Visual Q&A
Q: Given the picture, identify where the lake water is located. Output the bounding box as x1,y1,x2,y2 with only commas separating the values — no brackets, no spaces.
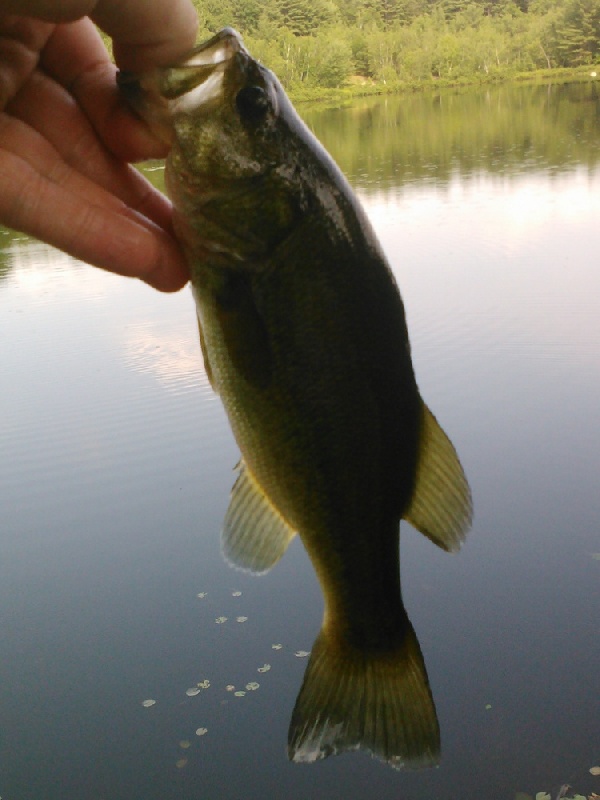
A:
1,82,599,800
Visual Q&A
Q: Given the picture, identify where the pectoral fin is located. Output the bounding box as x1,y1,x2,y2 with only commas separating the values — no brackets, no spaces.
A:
404,402,472,553
222,461,297,574
215,271,272,389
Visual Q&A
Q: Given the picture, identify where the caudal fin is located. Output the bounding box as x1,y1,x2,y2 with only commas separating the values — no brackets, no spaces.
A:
288,622,440,770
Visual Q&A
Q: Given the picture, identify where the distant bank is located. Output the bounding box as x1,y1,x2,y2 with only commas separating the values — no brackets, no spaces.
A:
287,65,600,105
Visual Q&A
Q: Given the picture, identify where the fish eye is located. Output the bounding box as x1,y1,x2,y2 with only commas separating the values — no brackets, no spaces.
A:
235,86,269,122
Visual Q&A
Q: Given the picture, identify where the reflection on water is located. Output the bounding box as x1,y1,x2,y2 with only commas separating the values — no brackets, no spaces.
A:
0,234,86,296
302,81,600,190
123,323,209,394
1,83,599,800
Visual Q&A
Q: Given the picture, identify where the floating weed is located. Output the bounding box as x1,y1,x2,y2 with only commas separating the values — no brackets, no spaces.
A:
591,554,600,561
517,790,600,800
557,785,582,800
147,587,315,762
516,766,600,800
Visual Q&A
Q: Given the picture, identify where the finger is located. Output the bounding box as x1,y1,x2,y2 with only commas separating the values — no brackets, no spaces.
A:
40,19,169,161
0,116,189,291
91,0,198,71
8,66,172,230
0,2,97,22
0,15,53,108
3,0,198,69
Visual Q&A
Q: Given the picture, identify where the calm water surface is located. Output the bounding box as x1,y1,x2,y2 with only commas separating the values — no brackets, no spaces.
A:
1,82,599,800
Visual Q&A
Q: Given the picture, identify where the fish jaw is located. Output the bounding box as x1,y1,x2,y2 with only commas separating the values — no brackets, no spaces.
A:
116,28,246,148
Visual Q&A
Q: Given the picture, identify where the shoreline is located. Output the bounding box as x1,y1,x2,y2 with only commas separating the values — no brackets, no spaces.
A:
288,64,600,106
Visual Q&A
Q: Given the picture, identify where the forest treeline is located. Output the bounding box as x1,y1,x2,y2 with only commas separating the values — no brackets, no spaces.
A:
190,0,600,89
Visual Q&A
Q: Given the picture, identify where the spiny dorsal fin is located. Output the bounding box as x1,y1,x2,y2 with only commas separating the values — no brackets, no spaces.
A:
221,461,296,574
404,402,472,553
288,621,440,769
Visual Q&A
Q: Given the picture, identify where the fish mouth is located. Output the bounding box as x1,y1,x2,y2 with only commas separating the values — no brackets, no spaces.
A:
117,28,247,118
163,27,245,85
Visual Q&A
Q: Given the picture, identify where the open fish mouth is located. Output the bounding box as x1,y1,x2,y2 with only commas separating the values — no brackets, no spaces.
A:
159,28,246,109
167,27,245,77
117,28,246,115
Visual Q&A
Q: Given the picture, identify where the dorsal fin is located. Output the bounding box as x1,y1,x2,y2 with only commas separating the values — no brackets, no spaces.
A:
221,461,296,574
404,402,472,553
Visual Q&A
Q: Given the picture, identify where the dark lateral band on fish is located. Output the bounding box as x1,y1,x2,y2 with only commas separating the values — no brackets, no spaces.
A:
119,27,472,770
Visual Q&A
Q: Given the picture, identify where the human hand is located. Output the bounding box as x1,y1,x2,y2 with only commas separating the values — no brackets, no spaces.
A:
0,0,198,291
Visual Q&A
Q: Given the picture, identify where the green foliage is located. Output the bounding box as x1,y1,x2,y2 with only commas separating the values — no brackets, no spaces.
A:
554,0,600,65
190,0,600,89
245,28,352,87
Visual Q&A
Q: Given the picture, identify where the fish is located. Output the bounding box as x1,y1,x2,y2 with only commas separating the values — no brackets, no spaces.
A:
118,27,472,769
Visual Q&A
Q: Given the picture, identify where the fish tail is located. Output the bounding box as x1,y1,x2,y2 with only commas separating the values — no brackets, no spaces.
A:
287,621,440,769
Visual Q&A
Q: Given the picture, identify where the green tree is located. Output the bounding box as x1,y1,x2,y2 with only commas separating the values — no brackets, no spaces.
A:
193,0,233,34
350,30,372,75
230,0,263,32
555,0,600,65
274,0,336,36
306,31,354,85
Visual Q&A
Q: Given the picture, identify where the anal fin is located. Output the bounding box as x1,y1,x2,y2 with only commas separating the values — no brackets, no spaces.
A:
404,402,472,553
222,461,296,574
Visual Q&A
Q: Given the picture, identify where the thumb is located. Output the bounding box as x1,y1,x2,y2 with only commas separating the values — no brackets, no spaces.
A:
91,0,198,71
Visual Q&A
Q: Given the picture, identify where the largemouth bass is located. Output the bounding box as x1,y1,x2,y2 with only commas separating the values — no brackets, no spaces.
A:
118,28,471,769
